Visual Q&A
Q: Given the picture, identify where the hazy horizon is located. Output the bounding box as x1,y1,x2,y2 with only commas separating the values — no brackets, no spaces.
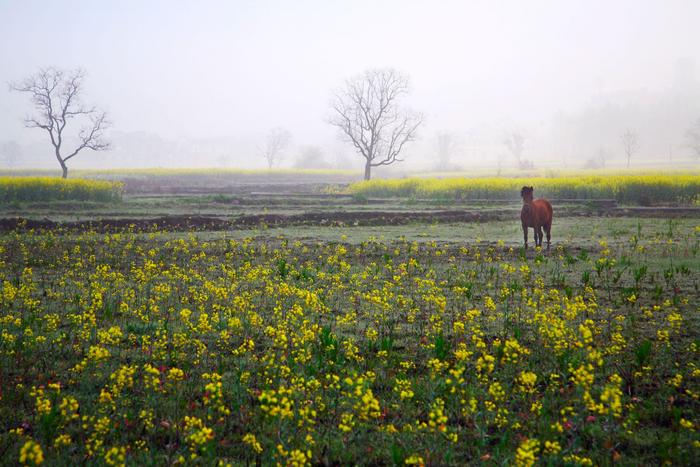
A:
2,0,700,171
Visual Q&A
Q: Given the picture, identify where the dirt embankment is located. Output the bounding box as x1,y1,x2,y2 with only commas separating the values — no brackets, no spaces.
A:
1,206,698,233
0,210,505,232
121,178,353,195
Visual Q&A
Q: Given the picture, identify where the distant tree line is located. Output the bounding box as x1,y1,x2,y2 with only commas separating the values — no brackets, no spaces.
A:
8,63,700,177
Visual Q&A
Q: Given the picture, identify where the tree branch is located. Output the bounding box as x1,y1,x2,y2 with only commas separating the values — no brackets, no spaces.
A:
63,112,110,162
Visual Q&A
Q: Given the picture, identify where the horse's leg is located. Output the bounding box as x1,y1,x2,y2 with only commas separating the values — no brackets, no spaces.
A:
522,223,528,250
536,225,543,247
545,222,552,250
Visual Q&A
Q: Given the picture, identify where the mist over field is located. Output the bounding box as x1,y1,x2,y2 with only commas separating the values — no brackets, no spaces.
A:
1,0,700,172
3,3,700,466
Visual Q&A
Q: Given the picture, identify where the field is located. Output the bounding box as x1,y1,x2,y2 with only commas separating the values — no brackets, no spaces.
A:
348,173,700,205
1,170,699,466
0,177,123,203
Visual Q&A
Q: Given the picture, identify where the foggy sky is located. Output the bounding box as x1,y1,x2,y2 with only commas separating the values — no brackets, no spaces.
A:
1,0,700,169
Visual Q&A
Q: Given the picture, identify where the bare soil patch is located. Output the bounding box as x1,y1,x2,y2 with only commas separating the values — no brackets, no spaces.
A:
1,206,698,233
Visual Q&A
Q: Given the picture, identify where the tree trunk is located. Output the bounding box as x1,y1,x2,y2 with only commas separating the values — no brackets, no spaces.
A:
55,147,69,178
364,160,372,180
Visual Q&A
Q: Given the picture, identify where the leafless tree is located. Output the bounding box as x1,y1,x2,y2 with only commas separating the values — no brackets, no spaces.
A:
10,68,110,178
435,131,458,171
329,68,422,180
260,127,291,169
503,131,532,170
584,146,609,169
496,153,507,176
686,118,700,160
621,129,638,168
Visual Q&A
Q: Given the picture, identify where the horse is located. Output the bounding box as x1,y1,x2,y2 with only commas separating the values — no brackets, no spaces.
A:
520,186,553,250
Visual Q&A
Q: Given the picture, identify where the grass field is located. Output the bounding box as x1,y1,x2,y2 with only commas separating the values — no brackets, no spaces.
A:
1,172,699,466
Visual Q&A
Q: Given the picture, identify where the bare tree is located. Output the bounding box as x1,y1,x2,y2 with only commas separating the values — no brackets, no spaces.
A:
584,145,609,169
686,118,700,160
435,131,458,171
260,127,291,169
621,129,638,168
496,153,507,176
329,68,422,180
503,131,532,170
10,68,110,178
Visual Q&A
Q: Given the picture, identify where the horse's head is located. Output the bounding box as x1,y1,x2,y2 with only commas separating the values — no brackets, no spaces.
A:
520,186,534,202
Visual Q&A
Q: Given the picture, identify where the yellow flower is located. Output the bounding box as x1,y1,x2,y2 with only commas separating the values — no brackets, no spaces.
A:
19,439,44,465
501,338,530,364
562,454,594,466
680,418,695,431
242,433,263,454
428,398,448,432
394,378,414,400
167,367,185,382
405,454,425,466
515,438,539,467
104,446,126,466
339,412,355,432
599,374,623,417
53,434,72,448
30,387,51,416
59,396,80,420
543,440,561,455
517,371,538,393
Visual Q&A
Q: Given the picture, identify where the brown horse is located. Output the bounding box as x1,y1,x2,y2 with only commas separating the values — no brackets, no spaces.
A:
520,186,553,249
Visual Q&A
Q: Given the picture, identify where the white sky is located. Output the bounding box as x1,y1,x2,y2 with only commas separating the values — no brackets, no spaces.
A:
1,0,699,163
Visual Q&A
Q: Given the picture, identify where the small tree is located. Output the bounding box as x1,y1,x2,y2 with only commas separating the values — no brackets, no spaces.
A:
10,68,110,178
584,146,608,169
685,118,700,160
503,131,532,170
329,68,422,180
435,131,458,171
621,129,638,168
260,127,291,169
496,153,507,176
